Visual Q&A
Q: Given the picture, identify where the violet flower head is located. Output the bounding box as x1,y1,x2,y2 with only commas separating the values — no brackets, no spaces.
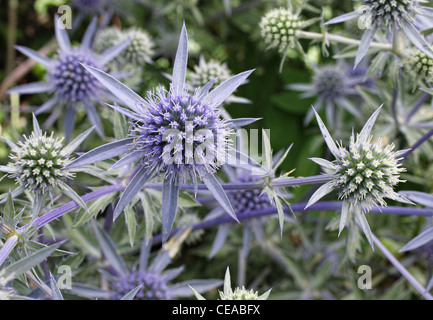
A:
92,224,222,300
324,0,433,67
8,17,130,141
65,23,255,242
288,61,368,126
228,174,272,213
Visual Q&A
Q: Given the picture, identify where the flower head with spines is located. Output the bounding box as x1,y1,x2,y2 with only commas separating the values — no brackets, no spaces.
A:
8,17,130,141
94,26,155,67
288,60,367,126
112,269,171,300
306,106,413,248
120,27,154,66
259,7,301,53
8,131,73,195
404,47,433,85
92,223,222,300
228,174,272,213
324,0,433,67
0,114,93,216
130,85,230,184
65,23,255,243
364,0,421,27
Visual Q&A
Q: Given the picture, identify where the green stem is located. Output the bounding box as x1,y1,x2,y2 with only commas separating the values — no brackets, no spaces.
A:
297,30,392,51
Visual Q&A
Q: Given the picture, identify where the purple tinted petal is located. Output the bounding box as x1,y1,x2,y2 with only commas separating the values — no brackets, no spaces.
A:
171,23,188,96
82,64,145,113
15,45,53,67
7,82,51,95
100,39,131,65
54,14,71,52
204,69,254,108
81,17,98,49
355,23,378,68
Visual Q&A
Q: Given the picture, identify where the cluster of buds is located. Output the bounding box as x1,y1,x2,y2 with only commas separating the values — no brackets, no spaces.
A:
8,132,74,195
259,7,301,52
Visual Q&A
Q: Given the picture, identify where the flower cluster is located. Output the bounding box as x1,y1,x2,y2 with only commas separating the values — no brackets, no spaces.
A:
259,7,300,52
94,26,154,66
228,175,272,213
363,0,420,28
404,48,433,84
131,87,230,183
111,269,171,300
8,132,73,195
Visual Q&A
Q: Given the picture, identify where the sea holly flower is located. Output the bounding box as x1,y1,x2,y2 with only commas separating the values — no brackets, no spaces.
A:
259,7,301,54
288,60,368,126
190,267,271,300
324,0,433,67
306,106,413,248
0,114,93,218
88,223,222,300
7,17,130,141
94,26,155,67
64,23,255,243
403,46,433,87
259,4,318,71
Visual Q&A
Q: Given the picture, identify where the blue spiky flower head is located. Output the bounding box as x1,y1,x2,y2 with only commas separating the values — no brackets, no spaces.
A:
306,106,413,247
8,17,130,141
324,0,433,67
94,27,154,67
93,224,222,300
112,269,171,300
228,174,272,213
66,23,254,242
288,61,366,126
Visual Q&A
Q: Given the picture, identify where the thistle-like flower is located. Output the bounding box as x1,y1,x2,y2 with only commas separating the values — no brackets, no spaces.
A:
288,61,368,126
228,175,272,214
8,17,130,141
190,267,271,300
324,0,433,67
94,27,154,67
259,7,301,53
0,114,93,217
65,23,255,242
91,224,222,300
306,106,413,247
404,47,433,86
